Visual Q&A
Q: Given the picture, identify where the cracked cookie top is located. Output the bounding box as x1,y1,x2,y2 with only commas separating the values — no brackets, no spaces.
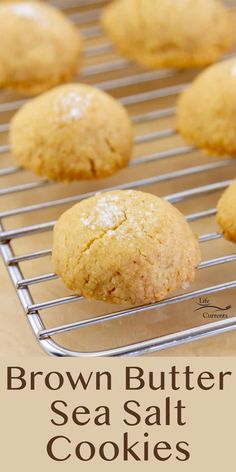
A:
52,190,201,305
10,83,133,181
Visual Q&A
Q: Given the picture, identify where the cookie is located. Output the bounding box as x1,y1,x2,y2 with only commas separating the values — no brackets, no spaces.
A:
52,190,201,305
10,83,133,181
177,59,236,156
217,180,236,243
0,1,82,95
101,0,234,70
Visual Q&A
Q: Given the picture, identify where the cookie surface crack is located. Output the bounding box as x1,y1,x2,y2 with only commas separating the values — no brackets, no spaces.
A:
79,212,128,261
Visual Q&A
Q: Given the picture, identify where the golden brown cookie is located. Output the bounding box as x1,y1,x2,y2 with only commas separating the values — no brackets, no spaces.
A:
217,180,236,243
10,83,133,181
101,0,234,70
176,59,236,156
0,1,82,95
52,190,201,305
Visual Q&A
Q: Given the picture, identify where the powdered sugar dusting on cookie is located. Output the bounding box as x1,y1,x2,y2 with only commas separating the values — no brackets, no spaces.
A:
7,3,49,26
182,281,190,290
95,195,124,227
81,195,124,230
81,217,91,227
80,193,158,238
55,91,93,123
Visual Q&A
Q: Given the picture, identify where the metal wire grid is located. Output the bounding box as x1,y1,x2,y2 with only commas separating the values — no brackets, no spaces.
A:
0,0,236,357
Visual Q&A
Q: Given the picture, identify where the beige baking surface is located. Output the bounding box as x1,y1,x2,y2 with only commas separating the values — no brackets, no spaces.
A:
0,0,236,357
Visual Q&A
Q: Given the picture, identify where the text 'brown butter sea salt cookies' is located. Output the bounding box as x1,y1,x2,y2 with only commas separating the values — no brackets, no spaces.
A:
101,0,234,70
217,180,236,243
10,84,133,181
0,1,82,95
177,59,236,156
52,190,201,305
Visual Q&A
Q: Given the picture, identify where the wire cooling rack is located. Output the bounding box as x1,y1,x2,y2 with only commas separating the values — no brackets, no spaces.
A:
0,0,236,357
